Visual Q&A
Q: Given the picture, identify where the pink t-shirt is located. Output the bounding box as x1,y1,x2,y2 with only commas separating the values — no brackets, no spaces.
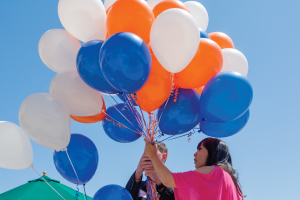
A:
172,166,242,200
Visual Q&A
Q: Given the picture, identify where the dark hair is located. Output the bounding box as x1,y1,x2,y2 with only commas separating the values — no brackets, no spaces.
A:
198,138,244,198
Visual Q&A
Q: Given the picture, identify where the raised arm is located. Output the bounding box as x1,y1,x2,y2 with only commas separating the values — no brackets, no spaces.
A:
144,139,176,188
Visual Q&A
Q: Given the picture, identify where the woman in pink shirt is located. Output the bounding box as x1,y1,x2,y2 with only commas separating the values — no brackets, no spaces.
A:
144,138,244,200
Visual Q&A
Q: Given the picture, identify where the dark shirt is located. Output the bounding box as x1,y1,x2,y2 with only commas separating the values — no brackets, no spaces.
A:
125,171,175,200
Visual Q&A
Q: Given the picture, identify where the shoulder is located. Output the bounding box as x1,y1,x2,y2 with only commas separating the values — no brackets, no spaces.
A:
194,166,216,174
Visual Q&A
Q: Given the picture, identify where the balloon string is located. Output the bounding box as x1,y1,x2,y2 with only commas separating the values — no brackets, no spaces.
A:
165,133,190,141
107,94,148,137
103,116,142,135
131,96,149,137
123,94,148,135
104,95,136,127
102,110,144,136
129,95,148,135
154,74,174,133
30,164,66,200
75,184,79,199
103,95,142,134
65,150,87,200
157,135,176,143
129,94,147,129
109,94,119,105
165,127,199,142
173,85,179,102
146,177,159,200
83,184,88,200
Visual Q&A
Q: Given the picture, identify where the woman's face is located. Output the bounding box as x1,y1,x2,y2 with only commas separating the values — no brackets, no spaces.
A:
194,143,208,169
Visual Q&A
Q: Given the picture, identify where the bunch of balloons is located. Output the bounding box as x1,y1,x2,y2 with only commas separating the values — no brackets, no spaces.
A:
0,0,253,199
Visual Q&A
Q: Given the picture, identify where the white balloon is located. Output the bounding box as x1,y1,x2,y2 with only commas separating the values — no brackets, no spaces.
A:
104,0,117,10
19,93,71,151
58,0,107,42
221,49,248,76
50,71,104,117
147,0,164,9
150,8,200,73
38,29,81,73
0,122,33,170
184,1,209,31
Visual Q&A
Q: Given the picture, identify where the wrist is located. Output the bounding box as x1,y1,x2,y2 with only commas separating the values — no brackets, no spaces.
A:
149,153,159,161
154,179,162,186
135,170,143,183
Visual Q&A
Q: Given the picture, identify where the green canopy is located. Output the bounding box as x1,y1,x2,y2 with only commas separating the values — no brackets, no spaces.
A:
0,175,92,200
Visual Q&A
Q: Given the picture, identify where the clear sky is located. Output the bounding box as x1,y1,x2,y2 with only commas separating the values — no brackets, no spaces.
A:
0,0,300,199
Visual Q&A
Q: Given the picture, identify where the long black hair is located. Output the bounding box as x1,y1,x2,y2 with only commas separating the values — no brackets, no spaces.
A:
198,138,245,198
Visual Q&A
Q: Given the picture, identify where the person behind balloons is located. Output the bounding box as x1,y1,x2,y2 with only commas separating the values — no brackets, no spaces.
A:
126,142,175,200
144,138,245,200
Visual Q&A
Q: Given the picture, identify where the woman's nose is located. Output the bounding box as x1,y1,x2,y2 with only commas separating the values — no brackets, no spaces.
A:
194,152,197,157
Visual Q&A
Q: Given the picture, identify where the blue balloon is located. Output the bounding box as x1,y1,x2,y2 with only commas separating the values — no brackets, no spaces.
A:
102,103,142,143
200,71,253,122
117,93,138,106
158,88,201,135
100,32,152,94
53,134,98,185
199,28,210,39
200,110,250,138
93,185,133,200
76,40,119,94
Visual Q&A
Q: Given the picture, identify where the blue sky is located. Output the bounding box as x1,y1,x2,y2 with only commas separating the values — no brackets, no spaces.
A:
1,0,300,199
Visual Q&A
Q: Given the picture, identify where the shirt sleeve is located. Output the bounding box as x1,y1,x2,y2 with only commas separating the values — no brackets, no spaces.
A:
172,171,193,189
125,171,143,200
172,168,221,200
172,172,194,200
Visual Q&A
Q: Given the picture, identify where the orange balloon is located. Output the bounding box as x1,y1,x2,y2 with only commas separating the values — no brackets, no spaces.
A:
148,43,154,54
195,87,203,95
106,0,155,44
106,7,110,15
208,32,234,49
153,0,190,18
174,38,223,89
136,45,172,112
70,98,106,123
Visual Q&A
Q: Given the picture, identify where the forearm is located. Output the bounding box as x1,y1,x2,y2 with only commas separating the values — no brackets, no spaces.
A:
135,169,143,183
151,155,176,188
125,171,142,199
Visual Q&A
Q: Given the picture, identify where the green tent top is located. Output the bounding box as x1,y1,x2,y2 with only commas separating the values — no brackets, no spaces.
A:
0,172,92,200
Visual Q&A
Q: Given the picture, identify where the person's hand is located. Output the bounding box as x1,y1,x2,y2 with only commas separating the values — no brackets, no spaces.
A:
135,153,153,183
145,166,162,185
144,138,158,160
